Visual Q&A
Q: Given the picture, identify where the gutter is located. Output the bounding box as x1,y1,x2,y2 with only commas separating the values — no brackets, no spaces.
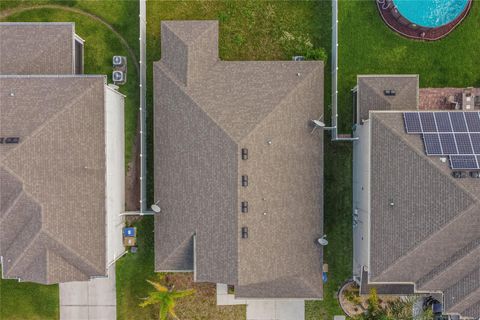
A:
139,0,147,212
330,0,358,142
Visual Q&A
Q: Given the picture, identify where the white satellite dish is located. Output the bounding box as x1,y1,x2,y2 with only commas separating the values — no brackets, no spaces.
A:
312,119,326,128
317,235,328,246
151,201,161,213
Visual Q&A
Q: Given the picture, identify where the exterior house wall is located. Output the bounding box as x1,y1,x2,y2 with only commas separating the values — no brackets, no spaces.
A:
352,121,371,280
104,85,126,267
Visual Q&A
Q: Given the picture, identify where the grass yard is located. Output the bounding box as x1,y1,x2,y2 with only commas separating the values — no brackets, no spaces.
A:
0,2,139,319
337,0,480,131
0,280,58,320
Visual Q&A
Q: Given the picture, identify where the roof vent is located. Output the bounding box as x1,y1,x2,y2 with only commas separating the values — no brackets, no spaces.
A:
241,148,248,160
241,227,248,239
384,89,396,96
241,175,248,187
241,201,248,213
389,199,395,207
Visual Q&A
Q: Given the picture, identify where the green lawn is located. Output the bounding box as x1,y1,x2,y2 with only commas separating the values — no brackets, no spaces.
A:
0,2,139,319
0,280,58,320
337,0,480,131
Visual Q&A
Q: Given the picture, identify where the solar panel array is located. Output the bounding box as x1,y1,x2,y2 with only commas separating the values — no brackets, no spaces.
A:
403,112,480,170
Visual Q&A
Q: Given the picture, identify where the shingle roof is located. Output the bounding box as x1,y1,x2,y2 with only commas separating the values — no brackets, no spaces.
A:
154,21,324,299
0,76,107,284
357,75,419,122
0,23,75,75
367,111,480,318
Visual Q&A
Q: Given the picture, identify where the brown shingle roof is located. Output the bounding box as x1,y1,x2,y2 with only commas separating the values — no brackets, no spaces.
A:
0,76,107,284
154,21,324,299
367,111,480,318
0,23,75,75
357,75,419,122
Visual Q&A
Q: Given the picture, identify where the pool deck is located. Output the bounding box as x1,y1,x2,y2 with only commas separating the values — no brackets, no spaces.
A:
419,88,480,110
376,0,472,41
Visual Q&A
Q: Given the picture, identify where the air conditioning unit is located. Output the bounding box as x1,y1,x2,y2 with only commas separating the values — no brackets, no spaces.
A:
113,71,126,85
113,56,126,67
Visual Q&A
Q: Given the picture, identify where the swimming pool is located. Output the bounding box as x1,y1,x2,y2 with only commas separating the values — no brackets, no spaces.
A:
392,0,469,28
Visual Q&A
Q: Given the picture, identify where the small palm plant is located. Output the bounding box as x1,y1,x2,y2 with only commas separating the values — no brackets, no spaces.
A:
139,275,195,320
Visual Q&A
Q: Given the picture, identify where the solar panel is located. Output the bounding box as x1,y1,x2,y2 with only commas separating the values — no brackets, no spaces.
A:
423,134,442,155
455,133,473,154
450,155,479,170
420,112,437,132
465,112,480,132
404,112,422,133
439,133,457,154
434,112,452,132
449,112,468,132
471,133,480,154
403,111,480,170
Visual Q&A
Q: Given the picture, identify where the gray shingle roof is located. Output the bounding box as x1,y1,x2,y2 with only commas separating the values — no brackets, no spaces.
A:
154,21,324,299
367,111,480,318
0,23,75,75
357,75,419,122
0,76,107,284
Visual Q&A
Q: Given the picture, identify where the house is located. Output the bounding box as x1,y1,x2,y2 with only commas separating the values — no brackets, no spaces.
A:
153,21,324,302
352,75,480,319
0,23,125,284
0,22,84,74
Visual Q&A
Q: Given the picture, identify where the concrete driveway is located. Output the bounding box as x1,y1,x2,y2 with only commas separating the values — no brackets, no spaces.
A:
59,266,116,320
246,300,305,320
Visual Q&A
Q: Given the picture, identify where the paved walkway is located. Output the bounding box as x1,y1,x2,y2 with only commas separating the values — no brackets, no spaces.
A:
59,266,116,320
246,300,305,320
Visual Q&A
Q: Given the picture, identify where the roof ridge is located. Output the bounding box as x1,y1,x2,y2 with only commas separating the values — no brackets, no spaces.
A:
239,62,323,144
372,114,478,201
164,20,217,46
42,229,104,276
2,80,98,163
0,183,23,224
418,238,480,289
154,62,237,143
156,232,194,269
4,231,42,278
373,202,479,281
444,270,480,312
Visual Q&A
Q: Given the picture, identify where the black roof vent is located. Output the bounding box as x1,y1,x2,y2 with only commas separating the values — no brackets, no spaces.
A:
241,148,248,160
241,201,248,213
241,175,248,187
0,137,20,144
241,227,248,239
384,89,396,96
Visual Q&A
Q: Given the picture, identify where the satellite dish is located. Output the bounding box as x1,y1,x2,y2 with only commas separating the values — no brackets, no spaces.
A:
312,119,326,128
317,235,328,246
151,201,161,213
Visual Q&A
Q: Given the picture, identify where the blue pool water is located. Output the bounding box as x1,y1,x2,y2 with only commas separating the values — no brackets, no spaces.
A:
393,0,469,28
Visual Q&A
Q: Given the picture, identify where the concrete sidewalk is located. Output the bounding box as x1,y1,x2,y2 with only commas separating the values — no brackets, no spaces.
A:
59,266,116,320
246,300,305,320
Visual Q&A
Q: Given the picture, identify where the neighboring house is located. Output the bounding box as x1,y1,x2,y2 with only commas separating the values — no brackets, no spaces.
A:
0,22,84,74
352,75,480,319
153,21,324,301
0,23,125,284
